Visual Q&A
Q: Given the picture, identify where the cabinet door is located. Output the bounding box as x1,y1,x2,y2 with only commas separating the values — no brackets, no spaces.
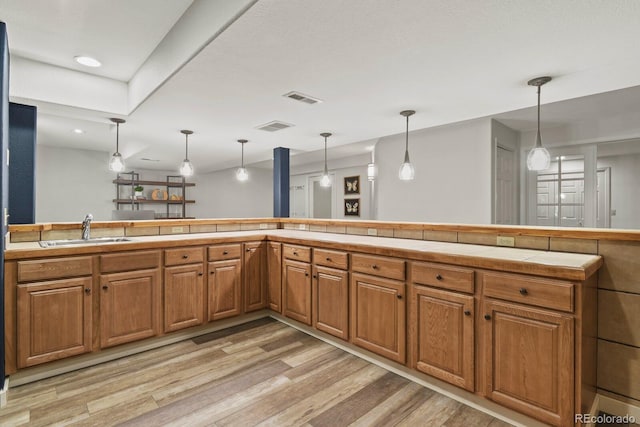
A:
283,259,312,325
350,273,405,363
483,299,574,427
17,277,92,368
100,269,161,348
313,265,348,340
267,242,282,313
410,285,474,391
243,241,267,312
208,259,242,321
164,264,204,332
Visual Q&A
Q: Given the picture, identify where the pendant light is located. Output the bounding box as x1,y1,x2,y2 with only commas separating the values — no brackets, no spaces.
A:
319,132,332,187
398,110,416,181
108,118,126,172
526,76,552,171
236,139,249,181
179,130,194,177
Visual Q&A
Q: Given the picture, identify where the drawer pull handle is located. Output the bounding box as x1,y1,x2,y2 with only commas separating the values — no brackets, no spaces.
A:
372,264,379,270
293,251,299,256
396,294,402,299
519,288,528,296
182,255,189,259
436,274,443,281
102,285,108,290
484,314,491,320
464,310,471,316
223,250,229,255
326,257,331,262
85,288,91,295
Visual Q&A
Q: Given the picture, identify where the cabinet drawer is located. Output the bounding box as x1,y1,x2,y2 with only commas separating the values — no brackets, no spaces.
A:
314,248,348,270
412,262,474,294
208,244,241,261
352,253,405,281
18,256,93,282
100,250,161,273
165,247,204,266
283,244,311,263
483,272,574,312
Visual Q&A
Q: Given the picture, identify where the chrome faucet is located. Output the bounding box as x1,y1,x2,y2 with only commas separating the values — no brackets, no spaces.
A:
82,214,93,240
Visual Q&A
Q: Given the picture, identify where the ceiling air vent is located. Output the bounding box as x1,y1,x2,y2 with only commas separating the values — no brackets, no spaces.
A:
256,120,294,132
283,91,323,105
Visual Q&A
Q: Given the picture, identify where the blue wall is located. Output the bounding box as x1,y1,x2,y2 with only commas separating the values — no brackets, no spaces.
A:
8,102,36,224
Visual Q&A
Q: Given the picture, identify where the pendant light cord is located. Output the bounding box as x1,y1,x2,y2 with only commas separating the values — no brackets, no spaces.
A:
405,114,409,153
324,135,328,171
185,134,189,159
536,84,542,148
115,122,120,153
241,142,245,168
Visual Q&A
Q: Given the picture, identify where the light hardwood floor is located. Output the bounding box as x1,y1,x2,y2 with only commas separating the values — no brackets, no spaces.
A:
0,318,513,426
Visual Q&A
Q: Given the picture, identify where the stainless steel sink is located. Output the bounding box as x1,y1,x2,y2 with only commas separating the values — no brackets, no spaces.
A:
39,237,132,248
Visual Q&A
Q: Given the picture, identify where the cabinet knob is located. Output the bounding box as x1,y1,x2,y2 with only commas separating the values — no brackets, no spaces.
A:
210,271,215,275
326,257,331,262
397,294,402,299
305,272,309,277
223,250,229,255
313,274,317,279
436,274,443,281
293,251,299,256
102,285,108,290
85,288,91,295
246,248,251,252
464,310,471,316
519,288,528,296
198,272,203,276
182,254,189,259
372,264,379,270
484,314,491,320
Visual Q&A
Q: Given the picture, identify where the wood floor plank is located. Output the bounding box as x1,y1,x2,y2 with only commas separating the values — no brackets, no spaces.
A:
348,382,435,427
1,319,516,427
191,317,276,344
308,371,409,427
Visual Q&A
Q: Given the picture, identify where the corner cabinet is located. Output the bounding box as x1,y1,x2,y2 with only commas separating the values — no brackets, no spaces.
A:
113,172,196,219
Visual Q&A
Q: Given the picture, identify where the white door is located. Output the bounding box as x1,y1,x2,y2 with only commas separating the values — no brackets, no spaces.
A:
526,145,597,227
495,146,517,224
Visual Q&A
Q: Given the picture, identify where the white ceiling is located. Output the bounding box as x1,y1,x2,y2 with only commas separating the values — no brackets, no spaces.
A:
2,0,640,173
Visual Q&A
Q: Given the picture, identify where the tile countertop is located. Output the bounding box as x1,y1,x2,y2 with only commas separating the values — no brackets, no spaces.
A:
4,229,603,281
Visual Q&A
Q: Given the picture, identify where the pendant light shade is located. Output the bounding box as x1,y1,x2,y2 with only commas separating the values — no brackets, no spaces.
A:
526,76,552,171
179,130,194,177
236,139,249,182
320,132,332,187
398,110,415,181
109,118,126,172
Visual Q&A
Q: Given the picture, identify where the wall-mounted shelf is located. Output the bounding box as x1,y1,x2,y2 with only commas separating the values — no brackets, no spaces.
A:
113,172,195,219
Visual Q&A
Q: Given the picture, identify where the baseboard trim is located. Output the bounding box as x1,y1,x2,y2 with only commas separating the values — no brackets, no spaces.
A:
0,377,8,408
270,314,547,427
8,310,271,387
597,393,640,423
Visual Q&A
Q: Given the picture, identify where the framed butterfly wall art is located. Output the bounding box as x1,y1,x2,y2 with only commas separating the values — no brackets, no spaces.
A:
344,175,360,195
344,198,360,216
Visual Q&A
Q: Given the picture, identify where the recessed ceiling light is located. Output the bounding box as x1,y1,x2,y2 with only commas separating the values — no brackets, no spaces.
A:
74,56,101,67
72,128,85,134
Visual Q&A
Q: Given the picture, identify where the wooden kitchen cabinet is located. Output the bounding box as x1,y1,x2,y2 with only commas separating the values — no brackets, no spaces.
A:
313,265,349,340
482,298,574,427
100,269,161,348
17,277,93,368
164,263,205,332
267,242,282,313
350,272,406,363
243,241,268,312
283,259,312,325
410,285,474,391
207,259,242,321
